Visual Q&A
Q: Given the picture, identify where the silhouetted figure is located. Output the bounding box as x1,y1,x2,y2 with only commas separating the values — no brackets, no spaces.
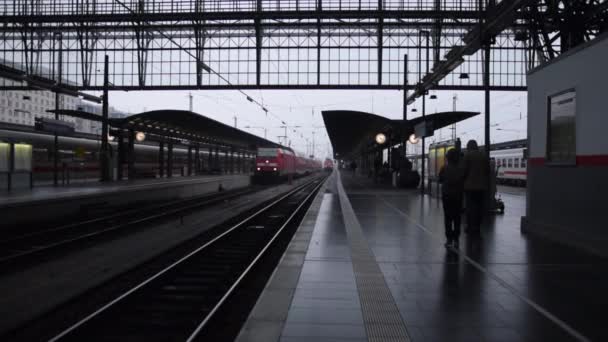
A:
350,160,357,175
439,149,465,248
462,140,489,237
374,156,382,183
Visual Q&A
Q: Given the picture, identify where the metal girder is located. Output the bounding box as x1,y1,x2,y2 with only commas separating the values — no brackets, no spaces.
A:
255,0,262,86
1,20,530,34
194,0,207,87
2,10,520,24
407,0,533,104
0,84,527,91
1,0,604,92
134,0,152,87
377,0,384,86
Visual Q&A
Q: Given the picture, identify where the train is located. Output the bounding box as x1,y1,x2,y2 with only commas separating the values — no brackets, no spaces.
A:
491,139,527,186
0,128,253,183
254,147,322,181
323,158,334,171
420,139,528,187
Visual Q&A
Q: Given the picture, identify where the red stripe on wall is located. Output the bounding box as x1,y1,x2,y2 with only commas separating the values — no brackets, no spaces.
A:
528,158,545,166
528,155,608,166
576,155,608,166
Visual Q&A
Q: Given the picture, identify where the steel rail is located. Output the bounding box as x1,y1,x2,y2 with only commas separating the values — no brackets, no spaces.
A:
0,186,256,266
47,176,324,341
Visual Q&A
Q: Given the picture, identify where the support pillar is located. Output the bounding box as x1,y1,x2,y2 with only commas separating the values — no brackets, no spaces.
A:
158,142,164,178
484,44,491,191
420,31,429,195
214,147,219,173
208,146,213,173
167,142,174,178
127,129,135,180
7,143,14,190
53,33,63,186
403,54,408,157
195,146,200,175
117,134,125,180
101,55,110,182
230,148,235,174
187,146,193,176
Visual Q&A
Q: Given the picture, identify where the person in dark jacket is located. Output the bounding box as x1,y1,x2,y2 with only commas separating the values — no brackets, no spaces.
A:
439,149,464,247
462,139,489,236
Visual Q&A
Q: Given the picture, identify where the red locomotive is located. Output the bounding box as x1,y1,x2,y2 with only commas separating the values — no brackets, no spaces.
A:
254,147,321,180
323,158,334,171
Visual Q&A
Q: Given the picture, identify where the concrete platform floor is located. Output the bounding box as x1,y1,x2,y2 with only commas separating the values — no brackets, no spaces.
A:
238,170,607,342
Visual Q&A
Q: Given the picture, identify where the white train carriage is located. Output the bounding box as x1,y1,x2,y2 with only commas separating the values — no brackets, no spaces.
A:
491,146,527,186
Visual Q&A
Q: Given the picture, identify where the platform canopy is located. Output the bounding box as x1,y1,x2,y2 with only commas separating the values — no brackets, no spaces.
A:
50,109,282,151
113,110,283,150
322,110,479,158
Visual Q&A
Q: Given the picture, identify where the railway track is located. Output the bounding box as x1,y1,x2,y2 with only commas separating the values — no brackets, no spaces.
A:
0,186,260,269
45,175,324,341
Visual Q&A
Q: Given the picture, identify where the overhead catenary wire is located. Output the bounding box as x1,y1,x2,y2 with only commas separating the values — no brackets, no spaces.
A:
110,0,306,143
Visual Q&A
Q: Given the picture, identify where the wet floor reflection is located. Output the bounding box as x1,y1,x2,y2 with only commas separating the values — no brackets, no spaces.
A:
343,173,603,341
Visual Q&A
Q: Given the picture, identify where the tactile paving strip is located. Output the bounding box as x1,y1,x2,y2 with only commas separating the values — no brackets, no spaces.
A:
337,172,411,342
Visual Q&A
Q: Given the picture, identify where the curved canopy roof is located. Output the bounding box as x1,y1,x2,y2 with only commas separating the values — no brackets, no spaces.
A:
112,110,280,150
51,109,282,151
322,110,480,158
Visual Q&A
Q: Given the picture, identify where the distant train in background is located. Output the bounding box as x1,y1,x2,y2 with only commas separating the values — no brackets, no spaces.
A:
323,158,334,171
422,139,527,187
491,139,527,186
254,147,321,181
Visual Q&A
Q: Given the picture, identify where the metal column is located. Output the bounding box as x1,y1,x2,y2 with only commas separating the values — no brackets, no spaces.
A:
230,148,235,174
482,0,492,192
7,142,14,190
53,33,63,186
484,45,491,188
167,142,174,178
195,146,200,175
158,142,164,178
127,129,135,180
187,146,193,176
208,146,213,173
421,31,429,195
403,54,408,156
101,55,110,181
214,147,219,173
117,134,125,180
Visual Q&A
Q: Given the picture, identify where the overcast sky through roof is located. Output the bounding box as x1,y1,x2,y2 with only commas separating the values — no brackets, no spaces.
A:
108,89,527,159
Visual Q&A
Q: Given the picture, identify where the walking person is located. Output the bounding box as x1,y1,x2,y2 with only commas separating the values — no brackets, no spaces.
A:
350,160,358,175
439,149,464,247
462,140,489,237
373,155,382,183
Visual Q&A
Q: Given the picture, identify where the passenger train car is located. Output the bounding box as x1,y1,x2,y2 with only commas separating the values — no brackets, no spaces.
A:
254,147,321,180
490,139,527,186
416,139,528,187
492,148,527,185
0,128,250,182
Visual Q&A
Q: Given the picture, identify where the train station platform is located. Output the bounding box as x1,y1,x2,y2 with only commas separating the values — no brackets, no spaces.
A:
1,174,250,228
237,170,607,342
